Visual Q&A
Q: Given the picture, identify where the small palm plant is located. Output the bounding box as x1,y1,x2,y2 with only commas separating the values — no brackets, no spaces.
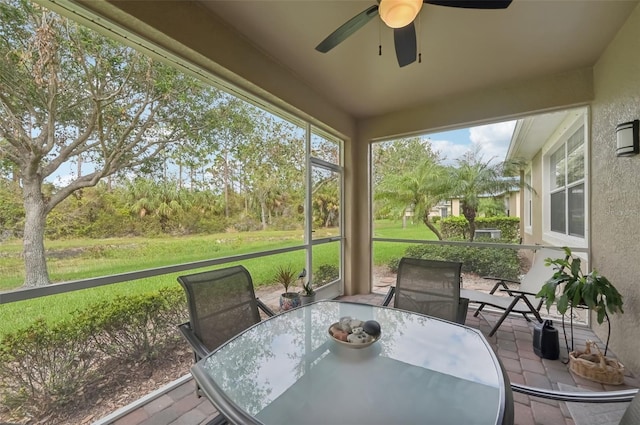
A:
275,264,297,295
275,264,300,311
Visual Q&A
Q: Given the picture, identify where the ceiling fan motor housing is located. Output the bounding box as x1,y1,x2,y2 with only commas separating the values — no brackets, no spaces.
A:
379,0,423,28
316,0,512,67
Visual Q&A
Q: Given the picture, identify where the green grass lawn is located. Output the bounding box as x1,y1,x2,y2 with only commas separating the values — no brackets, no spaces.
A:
0,221,435,336
373,219,438,266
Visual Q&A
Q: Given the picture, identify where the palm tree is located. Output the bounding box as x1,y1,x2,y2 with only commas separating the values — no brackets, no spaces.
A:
375,159,450,239
126,178,191,232
447,149,516,241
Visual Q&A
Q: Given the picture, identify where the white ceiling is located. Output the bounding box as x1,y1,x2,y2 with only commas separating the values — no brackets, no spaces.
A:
202,0,638,119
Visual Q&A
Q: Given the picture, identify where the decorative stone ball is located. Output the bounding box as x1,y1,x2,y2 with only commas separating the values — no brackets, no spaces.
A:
363,320,381,337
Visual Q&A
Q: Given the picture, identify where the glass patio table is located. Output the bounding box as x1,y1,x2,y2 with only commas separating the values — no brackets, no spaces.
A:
191,300,514,425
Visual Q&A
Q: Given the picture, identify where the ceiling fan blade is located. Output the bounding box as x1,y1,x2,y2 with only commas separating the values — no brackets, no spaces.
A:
316,5,379,53
394,23,417,67
424,0,512,9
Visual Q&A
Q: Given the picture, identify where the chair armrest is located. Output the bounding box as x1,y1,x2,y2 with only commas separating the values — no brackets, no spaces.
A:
482,276,518,294
382,286,395,306
498,288,538,297
178,322,210,361
257,298,276,317
483,276,520,285
456,297,469,325
511,383,638,403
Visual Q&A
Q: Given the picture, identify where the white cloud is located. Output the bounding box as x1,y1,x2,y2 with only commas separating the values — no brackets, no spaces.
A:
468,121,516,163
430,139,470,165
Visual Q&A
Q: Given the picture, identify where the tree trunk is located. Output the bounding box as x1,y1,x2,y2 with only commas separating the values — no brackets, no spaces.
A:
22,178,51,287
224,151,230,218
260,197,268,230
462,203,477,242
422,213,443,240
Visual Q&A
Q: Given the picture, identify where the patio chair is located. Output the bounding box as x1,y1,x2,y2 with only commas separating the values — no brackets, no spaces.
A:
382,257,469,324
511,384,639,425
177,265,275,398
459,247,564,337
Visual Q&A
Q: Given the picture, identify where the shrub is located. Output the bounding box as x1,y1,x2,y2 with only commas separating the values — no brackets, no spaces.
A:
387,257,401,273
393,241,521,279
0,287,187,417
232,216,262,232
439,216,521,242
315,264,339,285
0,319,97,413
476,216,520,242
79,287,187,361
180,212,230,234
440,216,470,240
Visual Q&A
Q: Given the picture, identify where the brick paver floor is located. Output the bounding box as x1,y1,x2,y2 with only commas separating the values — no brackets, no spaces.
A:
97,288,639,425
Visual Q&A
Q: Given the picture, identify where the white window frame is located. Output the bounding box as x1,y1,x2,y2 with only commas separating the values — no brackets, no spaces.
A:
306,125,344,299
524,168,533,235
541,110,589,248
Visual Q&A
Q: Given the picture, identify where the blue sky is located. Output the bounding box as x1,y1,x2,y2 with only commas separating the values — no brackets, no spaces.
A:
426,120,516,165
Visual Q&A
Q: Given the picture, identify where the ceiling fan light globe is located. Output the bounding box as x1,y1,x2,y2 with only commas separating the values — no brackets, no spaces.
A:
379,0,423,28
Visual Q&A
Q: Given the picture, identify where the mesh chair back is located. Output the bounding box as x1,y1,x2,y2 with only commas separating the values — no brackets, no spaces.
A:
178,266,262,352
394,258,463,321
520,248,565,294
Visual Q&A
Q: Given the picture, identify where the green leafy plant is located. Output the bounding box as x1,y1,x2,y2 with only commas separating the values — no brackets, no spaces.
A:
0,319,97,413
274,264,297,294
536,247,624,324
301,279,315,296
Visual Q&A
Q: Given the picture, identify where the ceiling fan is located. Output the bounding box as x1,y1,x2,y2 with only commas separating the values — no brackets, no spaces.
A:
315,0,512,67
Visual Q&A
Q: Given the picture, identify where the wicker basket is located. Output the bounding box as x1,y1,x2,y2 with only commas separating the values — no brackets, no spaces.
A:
569,340,625,385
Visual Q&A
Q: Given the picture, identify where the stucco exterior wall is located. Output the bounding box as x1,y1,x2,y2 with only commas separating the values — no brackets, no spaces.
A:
506,192,520,218
451,199,461,216
591,3,640,373
522,151,545,245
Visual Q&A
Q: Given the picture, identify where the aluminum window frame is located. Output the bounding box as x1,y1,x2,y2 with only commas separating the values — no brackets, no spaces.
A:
3,0,345,305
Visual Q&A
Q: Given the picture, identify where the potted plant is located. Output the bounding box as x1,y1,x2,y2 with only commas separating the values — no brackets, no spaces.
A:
537,247,624,328
297,268,316,305
275,264,300,311
536,247,625,383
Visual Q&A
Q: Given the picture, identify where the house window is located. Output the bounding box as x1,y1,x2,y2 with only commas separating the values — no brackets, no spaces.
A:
548,127,585,237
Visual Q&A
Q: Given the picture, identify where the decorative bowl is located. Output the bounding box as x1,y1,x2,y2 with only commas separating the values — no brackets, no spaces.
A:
328,322,380,349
